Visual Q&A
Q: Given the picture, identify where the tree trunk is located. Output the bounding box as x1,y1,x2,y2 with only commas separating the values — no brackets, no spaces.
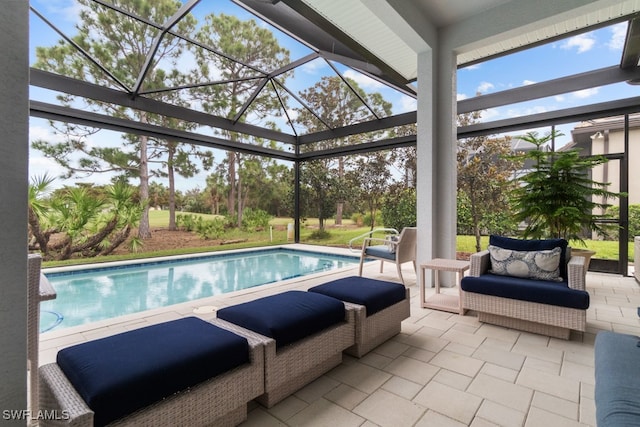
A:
100,225,132,256
236,156,243,228
167,143,177,231
71,216,118,254
336,157,344,225
137,124,151,239
227,151,236,218
28,206,49,257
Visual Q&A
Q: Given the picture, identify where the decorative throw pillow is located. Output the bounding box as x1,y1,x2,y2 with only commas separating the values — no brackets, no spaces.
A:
385,235,399,253
488,245,563,282
489,235,569,280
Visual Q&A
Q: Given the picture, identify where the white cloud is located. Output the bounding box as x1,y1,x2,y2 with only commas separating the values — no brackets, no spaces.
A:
572,87,599,99
505,105,548,118
522,80,536,86
608,22,628,51
457,93,468,101
479,108,500,121
36,0,82,26
29,125,61,143
343,70,384,90
554,95,565,102
399,95,417,112
561,33,596,53
28,155,67,184
300,58,328,74
476,81,494,93
461,63,481,71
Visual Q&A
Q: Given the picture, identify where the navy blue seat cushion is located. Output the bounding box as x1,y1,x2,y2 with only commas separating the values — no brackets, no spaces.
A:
595,331,640,426
57,317,249,427
461,274,589,309
489,235,569,280
364,245,395,260
216,290,345,349
308,276,406,316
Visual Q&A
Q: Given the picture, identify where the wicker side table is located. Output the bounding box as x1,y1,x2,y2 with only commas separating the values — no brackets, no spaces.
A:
420,258,469,315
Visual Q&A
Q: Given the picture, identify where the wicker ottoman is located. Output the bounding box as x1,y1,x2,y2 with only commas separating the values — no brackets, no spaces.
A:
308,276,410,357
216,290,355,407
39,317,266,427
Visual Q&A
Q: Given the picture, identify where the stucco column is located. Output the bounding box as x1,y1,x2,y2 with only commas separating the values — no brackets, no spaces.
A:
416,44,458,287
0,1,29,421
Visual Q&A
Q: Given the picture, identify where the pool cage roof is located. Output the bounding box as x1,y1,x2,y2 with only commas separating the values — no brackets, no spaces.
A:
29,0,640,162
29,0,421,163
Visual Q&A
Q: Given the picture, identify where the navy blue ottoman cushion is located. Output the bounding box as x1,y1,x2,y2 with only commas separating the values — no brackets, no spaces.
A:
595,331,640,426
57,317,249,427
308,276,406,316
461,274,589,309
217,290,345,349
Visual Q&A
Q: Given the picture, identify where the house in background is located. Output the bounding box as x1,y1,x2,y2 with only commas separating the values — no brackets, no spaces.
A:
570,115,639,206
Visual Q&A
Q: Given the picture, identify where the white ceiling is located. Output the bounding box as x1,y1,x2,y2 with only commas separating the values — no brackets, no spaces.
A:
411,0,512,28
302,0,640,81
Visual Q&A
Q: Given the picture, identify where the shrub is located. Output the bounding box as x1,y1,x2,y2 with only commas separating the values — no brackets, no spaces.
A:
241,208,272,231
195,217,225,240
351,213,364,226
380,187,416,231
605,204,640,241
309,229,331,240
363,212,381,228
176,213,198,232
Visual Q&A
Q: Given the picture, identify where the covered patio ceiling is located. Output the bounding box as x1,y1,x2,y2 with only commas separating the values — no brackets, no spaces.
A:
29,0,640,162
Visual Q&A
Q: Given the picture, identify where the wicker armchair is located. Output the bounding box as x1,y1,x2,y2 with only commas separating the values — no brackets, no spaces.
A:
461,249,588,339
358,227,417,285
27,254,56,416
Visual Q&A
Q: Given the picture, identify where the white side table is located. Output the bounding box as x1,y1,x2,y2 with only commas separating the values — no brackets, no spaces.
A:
420,258,469,315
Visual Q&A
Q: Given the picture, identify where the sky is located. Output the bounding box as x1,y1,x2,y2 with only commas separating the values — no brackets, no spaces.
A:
457,21,633,144
27,1,637,192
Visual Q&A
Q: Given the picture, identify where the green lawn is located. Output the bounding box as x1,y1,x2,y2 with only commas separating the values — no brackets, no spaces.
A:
456,235,634,261
43,213,635,267
149,209,221,227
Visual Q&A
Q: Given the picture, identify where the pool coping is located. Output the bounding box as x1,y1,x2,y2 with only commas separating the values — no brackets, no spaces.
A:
38,244,374,363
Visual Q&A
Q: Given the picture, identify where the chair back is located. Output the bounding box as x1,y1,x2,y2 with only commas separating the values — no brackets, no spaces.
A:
395,227,417,264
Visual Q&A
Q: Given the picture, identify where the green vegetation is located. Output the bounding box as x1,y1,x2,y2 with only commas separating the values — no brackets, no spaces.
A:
456,234,633,261
508,131,622,244
380,187,416,231
42,212,634,269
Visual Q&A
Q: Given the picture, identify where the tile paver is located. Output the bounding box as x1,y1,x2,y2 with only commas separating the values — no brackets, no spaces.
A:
467,373,533,412
37,245,637,427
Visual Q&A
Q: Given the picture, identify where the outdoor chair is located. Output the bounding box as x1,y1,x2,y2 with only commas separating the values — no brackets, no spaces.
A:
27,253,56,417
358,227,417,285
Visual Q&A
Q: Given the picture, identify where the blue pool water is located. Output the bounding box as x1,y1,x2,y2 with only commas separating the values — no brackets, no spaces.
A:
40,248,360,332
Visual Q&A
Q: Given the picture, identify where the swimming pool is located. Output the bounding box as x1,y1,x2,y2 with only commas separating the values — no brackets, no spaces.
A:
40,247,362,332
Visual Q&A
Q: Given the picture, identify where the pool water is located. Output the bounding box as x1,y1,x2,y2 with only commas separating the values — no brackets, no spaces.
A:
40,248,360,332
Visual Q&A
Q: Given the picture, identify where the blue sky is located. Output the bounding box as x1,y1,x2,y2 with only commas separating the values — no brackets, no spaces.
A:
457,22,634,145
27,1,635,191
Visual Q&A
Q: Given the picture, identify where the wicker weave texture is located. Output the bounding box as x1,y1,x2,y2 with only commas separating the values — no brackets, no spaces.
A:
478,312,571,339
343,288,410,358
38,318,268,427
28,253,57,418
252,307,357,408
462,249,587,340
463,291,586,331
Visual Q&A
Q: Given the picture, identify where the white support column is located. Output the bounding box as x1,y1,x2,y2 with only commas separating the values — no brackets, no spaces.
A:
416,49,434,286
435,44,458,267
0,1,29,421
417,40,458,288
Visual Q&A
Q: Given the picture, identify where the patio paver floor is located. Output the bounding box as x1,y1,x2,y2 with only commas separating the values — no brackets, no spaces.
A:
38,245,639,426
